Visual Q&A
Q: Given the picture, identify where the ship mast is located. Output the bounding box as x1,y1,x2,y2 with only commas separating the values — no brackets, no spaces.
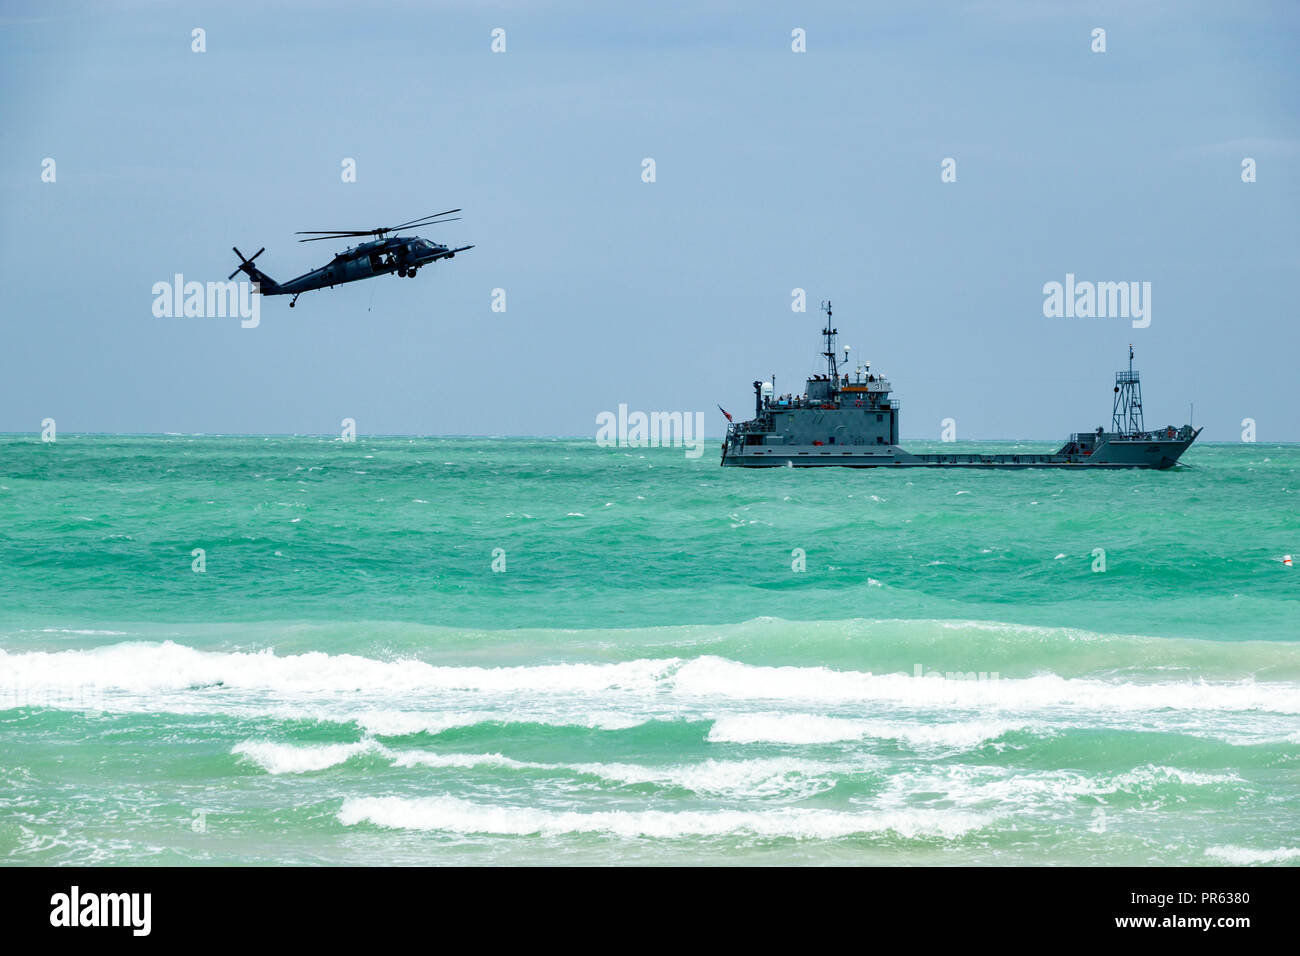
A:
1112,343,1144,436
820,300,839,382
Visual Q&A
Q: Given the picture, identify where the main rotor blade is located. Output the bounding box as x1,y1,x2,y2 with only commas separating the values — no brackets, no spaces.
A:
387,209,461,231
393,217,460,232
293,208,464,242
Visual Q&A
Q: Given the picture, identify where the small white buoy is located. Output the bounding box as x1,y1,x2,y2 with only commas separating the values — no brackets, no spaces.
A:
1285,554,1294,567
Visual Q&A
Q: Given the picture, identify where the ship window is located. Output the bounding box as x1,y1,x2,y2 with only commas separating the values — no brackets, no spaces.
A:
828,436,835,445
876,414,883,422
876,436,884,444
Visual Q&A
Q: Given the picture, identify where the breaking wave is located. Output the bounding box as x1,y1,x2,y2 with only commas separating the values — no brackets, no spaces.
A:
3,643,1295,717
337,795,991,840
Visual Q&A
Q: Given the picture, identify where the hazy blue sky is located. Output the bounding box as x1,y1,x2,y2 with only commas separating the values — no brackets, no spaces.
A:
2,0,1297,439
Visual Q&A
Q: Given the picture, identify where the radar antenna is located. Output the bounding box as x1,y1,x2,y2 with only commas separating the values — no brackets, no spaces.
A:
820,300,839,383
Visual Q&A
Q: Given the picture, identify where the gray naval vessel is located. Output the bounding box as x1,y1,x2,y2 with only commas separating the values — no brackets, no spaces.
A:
721,301,1200,469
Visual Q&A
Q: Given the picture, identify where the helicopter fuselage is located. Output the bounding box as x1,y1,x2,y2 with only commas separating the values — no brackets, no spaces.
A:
267,236,469,296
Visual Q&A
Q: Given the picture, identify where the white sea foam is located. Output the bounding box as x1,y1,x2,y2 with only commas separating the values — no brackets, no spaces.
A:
1209,728,1300,747
388,750,532,770
566,756,848,797
355,710,499,736
3,645,1296,732
384,751,847,798
232,739,380,774
672,656,1300,714
876,764,1246,812
0,642,677,697
707,714,1027,749
337,795,990,840
1112,765,1245,790
1204,845,1300,865
707,714,866,744
356,709,649,736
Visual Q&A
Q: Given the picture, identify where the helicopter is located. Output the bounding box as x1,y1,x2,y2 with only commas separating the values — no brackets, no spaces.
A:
228,209,473,307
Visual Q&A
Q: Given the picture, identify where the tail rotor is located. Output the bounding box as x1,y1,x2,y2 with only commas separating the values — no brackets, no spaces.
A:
228,246,266,280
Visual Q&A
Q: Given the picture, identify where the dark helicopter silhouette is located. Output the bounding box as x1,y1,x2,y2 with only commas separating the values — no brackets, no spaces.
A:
228,209,473,307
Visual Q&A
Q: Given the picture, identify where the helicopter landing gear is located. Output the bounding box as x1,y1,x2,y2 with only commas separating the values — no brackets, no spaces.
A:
397,267,408,277
407,268,417,278
289,293,300,308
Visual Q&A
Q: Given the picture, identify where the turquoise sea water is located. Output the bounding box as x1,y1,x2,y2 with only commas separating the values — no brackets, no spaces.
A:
1,436,1297,865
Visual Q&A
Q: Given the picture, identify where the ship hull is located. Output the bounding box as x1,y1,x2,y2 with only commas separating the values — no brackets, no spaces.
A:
720,437,1197,469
